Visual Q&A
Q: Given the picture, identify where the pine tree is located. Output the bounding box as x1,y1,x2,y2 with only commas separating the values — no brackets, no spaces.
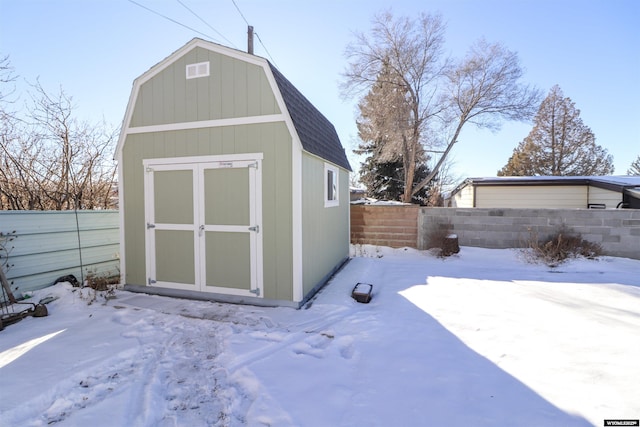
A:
355,61,432,204
627,156,640,175
498,85,614,176
497,139,537,176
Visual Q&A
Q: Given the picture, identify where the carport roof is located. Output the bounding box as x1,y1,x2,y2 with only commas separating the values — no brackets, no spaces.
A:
451,175,640,198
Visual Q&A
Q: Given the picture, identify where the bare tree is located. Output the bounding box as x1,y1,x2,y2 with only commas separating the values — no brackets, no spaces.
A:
0,55,17,108
343,11,448,203
412,40,541,195
342,12,541,201
0,76,117,210
354,59,435,204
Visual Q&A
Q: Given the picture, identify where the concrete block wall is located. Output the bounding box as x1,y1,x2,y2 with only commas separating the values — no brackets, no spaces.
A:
419,207,640,260
350,205,420,248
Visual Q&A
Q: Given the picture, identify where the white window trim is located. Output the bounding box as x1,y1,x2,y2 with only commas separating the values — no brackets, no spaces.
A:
186,61,210,79
324,163,339,208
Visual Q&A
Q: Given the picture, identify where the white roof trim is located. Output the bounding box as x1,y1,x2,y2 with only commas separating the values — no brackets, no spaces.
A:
114,38,281,160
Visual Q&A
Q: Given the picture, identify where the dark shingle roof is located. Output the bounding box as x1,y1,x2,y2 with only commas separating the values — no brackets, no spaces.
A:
268,63,351,171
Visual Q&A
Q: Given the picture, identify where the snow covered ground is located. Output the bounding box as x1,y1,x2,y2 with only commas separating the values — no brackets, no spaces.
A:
1,245,639,426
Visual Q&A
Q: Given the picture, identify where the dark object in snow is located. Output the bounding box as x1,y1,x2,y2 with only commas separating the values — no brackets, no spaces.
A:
0,299,48,331
442,234,460,256
352,283,373,304
54,274,80,287
1,265,49,331
38,295,60,305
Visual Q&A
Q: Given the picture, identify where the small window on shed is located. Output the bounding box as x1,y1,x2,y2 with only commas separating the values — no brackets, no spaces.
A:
324,163,339,208
186,61,210,79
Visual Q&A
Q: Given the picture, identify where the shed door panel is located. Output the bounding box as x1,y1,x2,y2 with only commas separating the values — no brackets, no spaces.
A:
154,170,194,224
205,231,251,289
145,165,198,290
153,170,196,286
156,230,196,285
204,168,249,225
144,157,262,297
201,163,260,296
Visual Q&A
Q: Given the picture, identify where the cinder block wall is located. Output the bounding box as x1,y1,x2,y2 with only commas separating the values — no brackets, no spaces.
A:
419,207,640,260
350,205,420,248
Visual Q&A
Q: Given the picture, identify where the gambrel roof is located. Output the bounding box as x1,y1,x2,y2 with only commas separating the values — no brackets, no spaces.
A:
116,38,351,172
268,63,351,171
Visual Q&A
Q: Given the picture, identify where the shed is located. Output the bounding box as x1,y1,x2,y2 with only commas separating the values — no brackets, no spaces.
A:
450,176,640,209
115,38,351,307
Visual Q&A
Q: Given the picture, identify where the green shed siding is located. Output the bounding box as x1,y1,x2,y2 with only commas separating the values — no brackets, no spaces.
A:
122,122,293,300
130,47,280,128
301,154,350,296
118,39,351,305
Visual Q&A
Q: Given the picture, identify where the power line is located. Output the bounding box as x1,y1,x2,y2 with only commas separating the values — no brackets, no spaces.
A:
229,0,278,65
230,0,250,26
127,0,215,41
255,32,277,66
175,0,237,48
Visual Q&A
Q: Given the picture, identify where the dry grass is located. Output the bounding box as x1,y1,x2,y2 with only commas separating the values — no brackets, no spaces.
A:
524,225,602,267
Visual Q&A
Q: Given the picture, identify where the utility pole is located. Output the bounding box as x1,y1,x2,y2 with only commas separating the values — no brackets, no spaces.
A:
247,25,254,54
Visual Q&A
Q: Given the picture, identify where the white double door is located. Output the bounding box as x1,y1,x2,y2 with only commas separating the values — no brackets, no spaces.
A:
143,155,263,297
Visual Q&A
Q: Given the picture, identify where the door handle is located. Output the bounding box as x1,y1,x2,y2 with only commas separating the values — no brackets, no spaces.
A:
199,225,205,236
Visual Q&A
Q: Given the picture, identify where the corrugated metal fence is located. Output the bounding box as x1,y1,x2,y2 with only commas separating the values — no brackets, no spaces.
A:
0,211,119,297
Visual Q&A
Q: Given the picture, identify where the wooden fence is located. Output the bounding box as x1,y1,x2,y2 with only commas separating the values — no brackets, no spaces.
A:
0,211,119,297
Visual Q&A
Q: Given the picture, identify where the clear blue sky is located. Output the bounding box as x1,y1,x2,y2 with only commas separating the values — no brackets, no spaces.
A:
1,0,638,184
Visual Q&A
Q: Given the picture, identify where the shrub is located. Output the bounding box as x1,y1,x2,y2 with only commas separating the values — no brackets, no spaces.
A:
525,225,602,267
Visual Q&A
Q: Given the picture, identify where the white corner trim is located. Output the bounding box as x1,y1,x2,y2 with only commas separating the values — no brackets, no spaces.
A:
116,150,126,286
291,145,303,302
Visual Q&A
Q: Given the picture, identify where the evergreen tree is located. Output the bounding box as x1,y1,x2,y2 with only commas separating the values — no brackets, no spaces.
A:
498,85,614,176
355,61,433,204
627,155,640,175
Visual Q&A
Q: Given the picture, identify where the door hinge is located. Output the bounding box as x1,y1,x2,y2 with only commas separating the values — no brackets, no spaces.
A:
148,278,156,285
147,222,156,229
248,225,259,233
146,166,154,173
249,161,259,169
250,288,260,296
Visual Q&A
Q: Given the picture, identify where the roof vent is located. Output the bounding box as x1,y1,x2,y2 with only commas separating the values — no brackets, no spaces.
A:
186,61,210,79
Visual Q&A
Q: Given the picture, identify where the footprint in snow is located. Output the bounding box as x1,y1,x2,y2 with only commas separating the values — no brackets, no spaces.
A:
336,336,355,360
291,332,335,358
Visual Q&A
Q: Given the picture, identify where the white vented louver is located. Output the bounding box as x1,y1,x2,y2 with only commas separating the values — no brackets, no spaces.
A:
186,61,210,79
